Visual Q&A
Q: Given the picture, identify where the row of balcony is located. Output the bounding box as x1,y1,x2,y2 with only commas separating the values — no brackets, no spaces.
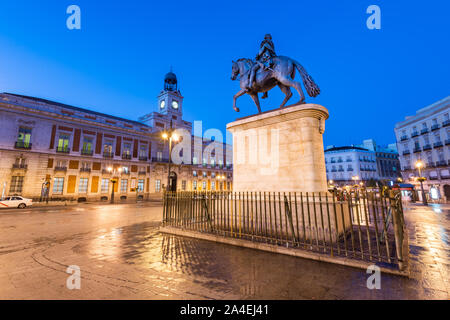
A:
329,159,375,164
403,140,449,155
150,157,233,170
400,121,449,141
52,167,147,175
403,160,450,171
12,142,232,168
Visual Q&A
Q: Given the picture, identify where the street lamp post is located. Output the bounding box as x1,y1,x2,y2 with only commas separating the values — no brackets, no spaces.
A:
415,160,428,205
351,175,360,188
107,166,122,203
161,121,179,192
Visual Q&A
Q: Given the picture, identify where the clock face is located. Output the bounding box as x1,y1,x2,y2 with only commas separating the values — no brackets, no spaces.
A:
172,100,179,109
160,100,165,109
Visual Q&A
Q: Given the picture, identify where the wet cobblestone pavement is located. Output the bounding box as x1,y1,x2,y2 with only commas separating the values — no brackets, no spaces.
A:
0,202,448,299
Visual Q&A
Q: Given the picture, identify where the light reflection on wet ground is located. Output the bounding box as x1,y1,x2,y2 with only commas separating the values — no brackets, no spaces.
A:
80,213,449,299
0,202,448,299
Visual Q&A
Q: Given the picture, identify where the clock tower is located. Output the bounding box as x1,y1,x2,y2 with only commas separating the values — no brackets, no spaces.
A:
138,69,191,134
157,70,183,116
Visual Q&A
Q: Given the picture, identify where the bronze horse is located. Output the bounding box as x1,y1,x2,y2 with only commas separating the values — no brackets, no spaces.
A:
231,56,320,113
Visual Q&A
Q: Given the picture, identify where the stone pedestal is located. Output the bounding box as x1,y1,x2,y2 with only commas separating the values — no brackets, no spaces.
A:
227,103,329,192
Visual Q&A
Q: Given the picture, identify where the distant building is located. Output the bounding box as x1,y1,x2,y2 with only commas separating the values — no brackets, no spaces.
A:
360,139,401,182
325,139,400,186
0,71,233,202
394,96,450,201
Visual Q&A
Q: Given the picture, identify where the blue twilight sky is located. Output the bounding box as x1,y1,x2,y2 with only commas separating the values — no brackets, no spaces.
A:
0,0,449,147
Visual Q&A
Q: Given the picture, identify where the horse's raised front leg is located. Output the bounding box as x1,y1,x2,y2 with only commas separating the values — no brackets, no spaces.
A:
249,92,261,114
278,84,292,108
277,76,305,105
233,88,246,112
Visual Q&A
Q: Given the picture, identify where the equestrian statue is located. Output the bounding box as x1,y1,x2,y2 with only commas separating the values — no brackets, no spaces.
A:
231,34,320,114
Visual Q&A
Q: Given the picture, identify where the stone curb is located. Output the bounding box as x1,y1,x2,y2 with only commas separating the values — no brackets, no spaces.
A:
159,226,410,277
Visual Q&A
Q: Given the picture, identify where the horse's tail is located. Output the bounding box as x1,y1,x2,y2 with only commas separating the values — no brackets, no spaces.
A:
293,60,320,97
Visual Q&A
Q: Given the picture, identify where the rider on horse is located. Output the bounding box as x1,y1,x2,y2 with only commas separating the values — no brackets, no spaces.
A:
247,34,276,99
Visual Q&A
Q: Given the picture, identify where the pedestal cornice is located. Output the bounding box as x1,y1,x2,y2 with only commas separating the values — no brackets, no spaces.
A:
227,103,329,132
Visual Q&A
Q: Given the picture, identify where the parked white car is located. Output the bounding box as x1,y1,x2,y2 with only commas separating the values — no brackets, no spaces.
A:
0,196,33,209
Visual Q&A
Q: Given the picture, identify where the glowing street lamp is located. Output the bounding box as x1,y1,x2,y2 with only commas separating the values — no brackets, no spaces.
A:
415,160,427,205
161,120,180,192
107,166,123,203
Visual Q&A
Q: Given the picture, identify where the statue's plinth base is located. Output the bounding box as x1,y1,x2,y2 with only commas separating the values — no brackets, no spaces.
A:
227,103,329,192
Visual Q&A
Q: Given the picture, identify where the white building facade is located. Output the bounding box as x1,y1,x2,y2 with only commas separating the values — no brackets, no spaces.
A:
325,139,400,187
325,146,378,186
394,96,450,201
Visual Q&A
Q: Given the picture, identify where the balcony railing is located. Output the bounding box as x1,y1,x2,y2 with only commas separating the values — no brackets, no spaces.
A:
14,141,32,150
443,120,450,127
413,147,422,153
151,157,169,163
431,124,440,131
403,166,411,171
445,139,450,146
420,128,429,134
411,131,419,137
103,151,114,158
12,164,28,169
54,166,67,172
400,135,408,141
433,141,443,148
81,149,93,156
402,150,410,155
56,146,70,153
138,156,148,161
422,144,432,151
435,160,447,167
80,167,91,173
138,171,147,175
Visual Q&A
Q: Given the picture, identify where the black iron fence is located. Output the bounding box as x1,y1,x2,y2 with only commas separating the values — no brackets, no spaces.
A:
163,190,407,270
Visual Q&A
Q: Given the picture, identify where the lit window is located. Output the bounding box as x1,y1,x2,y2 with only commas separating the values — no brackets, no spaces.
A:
155,179,161,192
17,127,32,148
121,179,128,193
123,143,132,156
137,179,144,192
57,134,70,152
82,137,93,154
10,176,24,193
101,178,109,193
53,177,64,194
139,145,147,158
78,178,88,193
